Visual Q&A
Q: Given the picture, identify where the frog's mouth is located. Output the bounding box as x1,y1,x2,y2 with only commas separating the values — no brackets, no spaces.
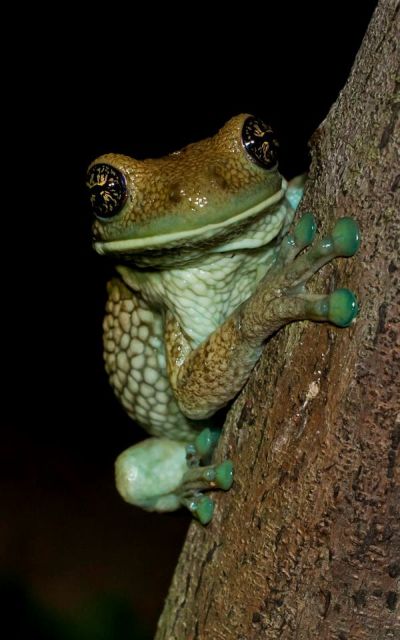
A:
94,184,286,256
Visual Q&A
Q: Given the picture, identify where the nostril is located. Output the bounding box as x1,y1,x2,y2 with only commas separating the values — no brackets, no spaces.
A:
169,183,183,204
209,165,229,190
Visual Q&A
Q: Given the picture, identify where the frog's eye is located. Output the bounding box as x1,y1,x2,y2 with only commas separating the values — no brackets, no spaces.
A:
86,163,127,219
242,116,279,169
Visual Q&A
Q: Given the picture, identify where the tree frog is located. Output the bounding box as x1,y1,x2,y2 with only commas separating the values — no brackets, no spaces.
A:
87,114,360,524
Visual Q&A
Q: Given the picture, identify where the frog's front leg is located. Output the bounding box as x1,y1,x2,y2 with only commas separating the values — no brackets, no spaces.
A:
166,215,360,420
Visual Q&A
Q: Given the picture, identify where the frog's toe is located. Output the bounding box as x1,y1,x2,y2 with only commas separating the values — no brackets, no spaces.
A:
179,459,234,523
195,427,221,459
182,494,215,525
307,217,361,262
293,212,317,250
280,216,361,292
186,427,221,466
275,212,317,267
327,288,359,326
215,460,234,490
331,217,361,257
306,288,359,327
181,459,234,491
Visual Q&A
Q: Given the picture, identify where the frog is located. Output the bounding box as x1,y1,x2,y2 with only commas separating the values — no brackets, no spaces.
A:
87,114,360,524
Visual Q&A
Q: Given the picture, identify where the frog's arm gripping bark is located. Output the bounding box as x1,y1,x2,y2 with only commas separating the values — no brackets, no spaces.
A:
166,215,360,420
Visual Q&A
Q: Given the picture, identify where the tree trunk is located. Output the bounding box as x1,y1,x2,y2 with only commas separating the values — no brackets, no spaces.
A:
156,2,400,638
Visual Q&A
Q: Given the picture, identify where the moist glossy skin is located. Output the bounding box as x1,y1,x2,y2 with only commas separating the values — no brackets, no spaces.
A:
88,114,360,523
91,114,282,252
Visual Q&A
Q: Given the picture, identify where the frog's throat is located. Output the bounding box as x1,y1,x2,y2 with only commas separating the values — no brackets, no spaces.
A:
94,184,286,255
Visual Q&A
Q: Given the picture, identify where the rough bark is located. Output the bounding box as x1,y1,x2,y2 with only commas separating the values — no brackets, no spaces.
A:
156,2,400,638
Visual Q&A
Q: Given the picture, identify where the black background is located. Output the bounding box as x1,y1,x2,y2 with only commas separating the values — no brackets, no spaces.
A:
3,4,377,638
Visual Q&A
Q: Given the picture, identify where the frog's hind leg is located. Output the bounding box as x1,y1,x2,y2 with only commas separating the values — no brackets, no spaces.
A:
115,435,233,524
115,438,188,513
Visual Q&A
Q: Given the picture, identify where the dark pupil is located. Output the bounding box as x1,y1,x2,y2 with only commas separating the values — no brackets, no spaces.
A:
242,117,279,169
87,163,127,218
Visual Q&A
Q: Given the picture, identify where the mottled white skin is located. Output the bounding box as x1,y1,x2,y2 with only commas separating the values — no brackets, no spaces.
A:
103,183,302,511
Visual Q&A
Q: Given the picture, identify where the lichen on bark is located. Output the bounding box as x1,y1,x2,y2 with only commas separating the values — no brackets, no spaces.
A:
156,2,400,638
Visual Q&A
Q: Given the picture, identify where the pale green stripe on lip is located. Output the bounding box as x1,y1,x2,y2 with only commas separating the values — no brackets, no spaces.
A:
94,186,286,255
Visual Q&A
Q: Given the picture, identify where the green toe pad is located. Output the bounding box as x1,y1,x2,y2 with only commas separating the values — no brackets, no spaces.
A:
215,460,234,490
307,289,359,326
332,217,361,257
195,427,221,458
193,495,215,525
328,288,359,327
294,212,317,249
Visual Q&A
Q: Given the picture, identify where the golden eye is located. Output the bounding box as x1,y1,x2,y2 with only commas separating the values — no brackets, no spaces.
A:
86,163,127,219
242,116,279,169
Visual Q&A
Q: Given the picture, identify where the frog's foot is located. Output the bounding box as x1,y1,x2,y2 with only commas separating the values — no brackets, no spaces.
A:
261,214,361,328
115,436,233,525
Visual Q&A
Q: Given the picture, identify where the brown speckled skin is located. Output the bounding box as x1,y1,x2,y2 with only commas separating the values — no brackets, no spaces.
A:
92,114,281,243
165,311,262,420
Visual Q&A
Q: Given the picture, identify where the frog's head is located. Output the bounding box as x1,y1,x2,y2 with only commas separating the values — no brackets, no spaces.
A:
88,114,285,260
